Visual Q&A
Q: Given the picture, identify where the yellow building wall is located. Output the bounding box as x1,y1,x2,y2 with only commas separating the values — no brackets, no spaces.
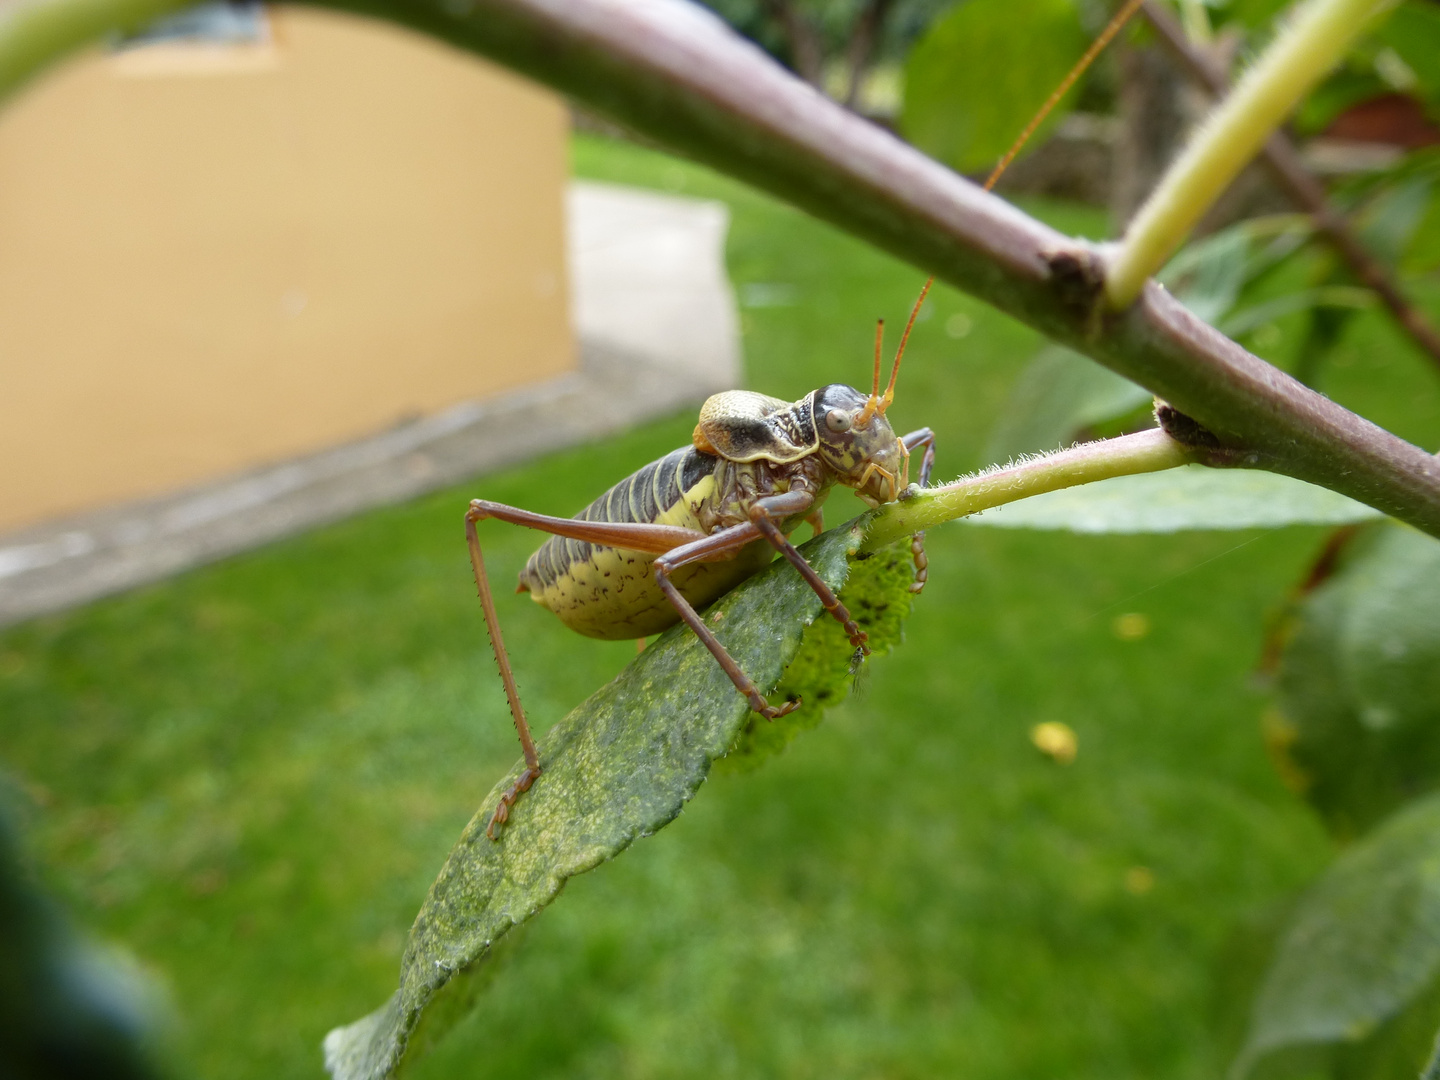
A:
0,6,573,534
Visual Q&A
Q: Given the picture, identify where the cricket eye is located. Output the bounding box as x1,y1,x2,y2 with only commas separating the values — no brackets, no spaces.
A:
825,409,852,434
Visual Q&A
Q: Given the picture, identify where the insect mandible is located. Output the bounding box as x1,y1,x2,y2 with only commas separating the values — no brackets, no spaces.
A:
465,283,938,839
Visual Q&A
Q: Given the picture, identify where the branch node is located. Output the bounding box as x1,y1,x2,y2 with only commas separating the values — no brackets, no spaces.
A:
1154,400,1220,449
1045,246,1107,334
1154,400,1257,468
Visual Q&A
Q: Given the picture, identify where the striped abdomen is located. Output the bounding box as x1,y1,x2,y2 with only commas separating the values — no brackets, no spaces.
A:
518,445,774,640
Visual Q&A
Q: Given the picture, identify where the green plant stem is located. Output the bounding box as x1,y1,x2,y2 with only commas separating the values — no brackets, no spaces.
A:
863,428,1197,551
2,0,1440,537
1105,0,1389,310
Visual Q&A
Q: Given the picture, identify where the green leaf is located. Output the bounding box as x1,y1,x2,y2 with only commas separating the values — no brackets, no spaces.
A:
1295,65,1388,137
1270,524,1440,838
1375,1,1440,103
1233,791,1440,1078
1162,221,1255,326
1344,148,1440,275
1159,216,1315,329
961,464,1383,533
716,536,918,773
1219,0,1295,33
1221,285,1375,338
323,520,916,1080
1356,176,1434,270
983,346,1153,462
1402,180,1440,275
1154,217,1375,365
901,0,1088,175
1338,529,1440,735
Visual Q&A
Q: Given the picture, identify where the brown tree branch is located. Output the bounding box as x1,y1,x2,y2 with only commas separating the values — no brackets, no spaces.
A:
309,0,1440,532
1140,0,1440,378
1,0,1437,533
320,0,1440,527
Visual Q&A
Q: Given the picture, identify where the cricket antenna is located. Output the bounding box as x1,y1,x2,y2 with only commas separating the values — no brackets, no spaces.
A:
857,317,887,425
982,0,1146,192
879,277,932,416
872,318,885,397
865,0,1143,425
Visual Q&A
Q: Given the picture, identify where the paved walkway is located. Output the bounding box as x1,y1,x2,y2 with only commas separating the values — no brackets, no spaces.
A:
0,181,741,626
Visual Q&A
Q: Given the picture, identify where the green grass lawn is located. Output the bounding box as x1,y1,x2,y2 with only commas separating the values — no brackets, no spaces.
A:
3,132,1439,1080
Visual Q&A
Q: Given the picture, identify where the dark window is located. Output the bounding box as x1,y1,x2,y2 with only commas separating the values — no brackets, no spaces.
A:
115,1,269,49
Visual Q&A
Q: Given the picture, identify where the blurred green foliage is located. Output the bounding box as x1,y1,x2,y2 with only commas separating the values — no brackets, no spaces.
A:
1270,525,1440,842
982,345,1151,461
1231,790,1440,1080
0,797,167,1080
901,0,1087,174
6,131,1439,1079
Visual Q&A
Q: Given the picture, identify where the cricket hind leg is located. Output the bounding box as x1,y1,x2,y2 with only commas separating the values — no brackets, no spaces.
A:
901,428,938,594
468,498,706,554
465,499,708,839
465,508,541,839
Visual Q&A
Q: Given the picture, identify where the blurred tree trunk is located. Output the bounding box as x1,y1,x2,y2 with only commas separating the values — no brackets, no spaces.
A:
843,0,894,109
1111,40,1188,228
760,0,825,86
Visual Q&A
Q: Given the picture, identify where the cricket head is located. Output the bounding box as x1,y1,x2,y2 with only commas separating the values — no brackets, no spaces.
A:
814,279,931,507
812,383,905,507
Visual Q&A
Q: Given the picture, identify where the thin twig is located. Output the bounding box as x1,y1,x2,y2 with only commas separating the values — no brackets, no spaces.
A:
1141,0,1440,379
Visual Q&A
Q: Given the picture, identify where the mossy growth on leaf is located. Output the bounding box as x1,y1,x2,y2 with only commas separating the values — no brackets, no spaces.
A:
715,537,919,774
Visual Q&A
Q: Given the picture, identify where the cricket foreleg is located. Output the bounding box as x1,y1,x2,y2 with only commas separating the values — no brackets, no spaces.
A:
653,523,802,721
900,428,938,594
747,489,869,654
902,428,937,487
